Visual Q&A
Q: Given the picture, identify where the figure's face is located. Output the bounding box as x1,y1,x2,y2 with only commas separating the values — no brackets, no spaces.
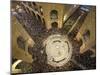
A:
44,34,72,67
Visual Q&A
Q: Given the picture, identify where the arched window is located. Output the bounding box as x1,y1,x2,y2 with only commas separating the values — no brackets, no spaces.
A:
51,22,58,28
37,15,42,22
42,18,45,25
83,30,90,41
17,36,25,50
50,10,58,20
39,6,43,15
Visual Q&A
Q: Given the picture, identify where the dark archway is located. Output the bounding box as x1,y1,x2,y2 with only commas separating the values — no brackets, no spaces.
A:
50,10,58,20
51,22,58,28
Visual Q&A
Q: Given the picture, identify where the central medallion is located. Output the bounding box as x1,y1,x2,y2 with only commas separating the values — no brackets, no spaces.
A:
44,34,72,67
